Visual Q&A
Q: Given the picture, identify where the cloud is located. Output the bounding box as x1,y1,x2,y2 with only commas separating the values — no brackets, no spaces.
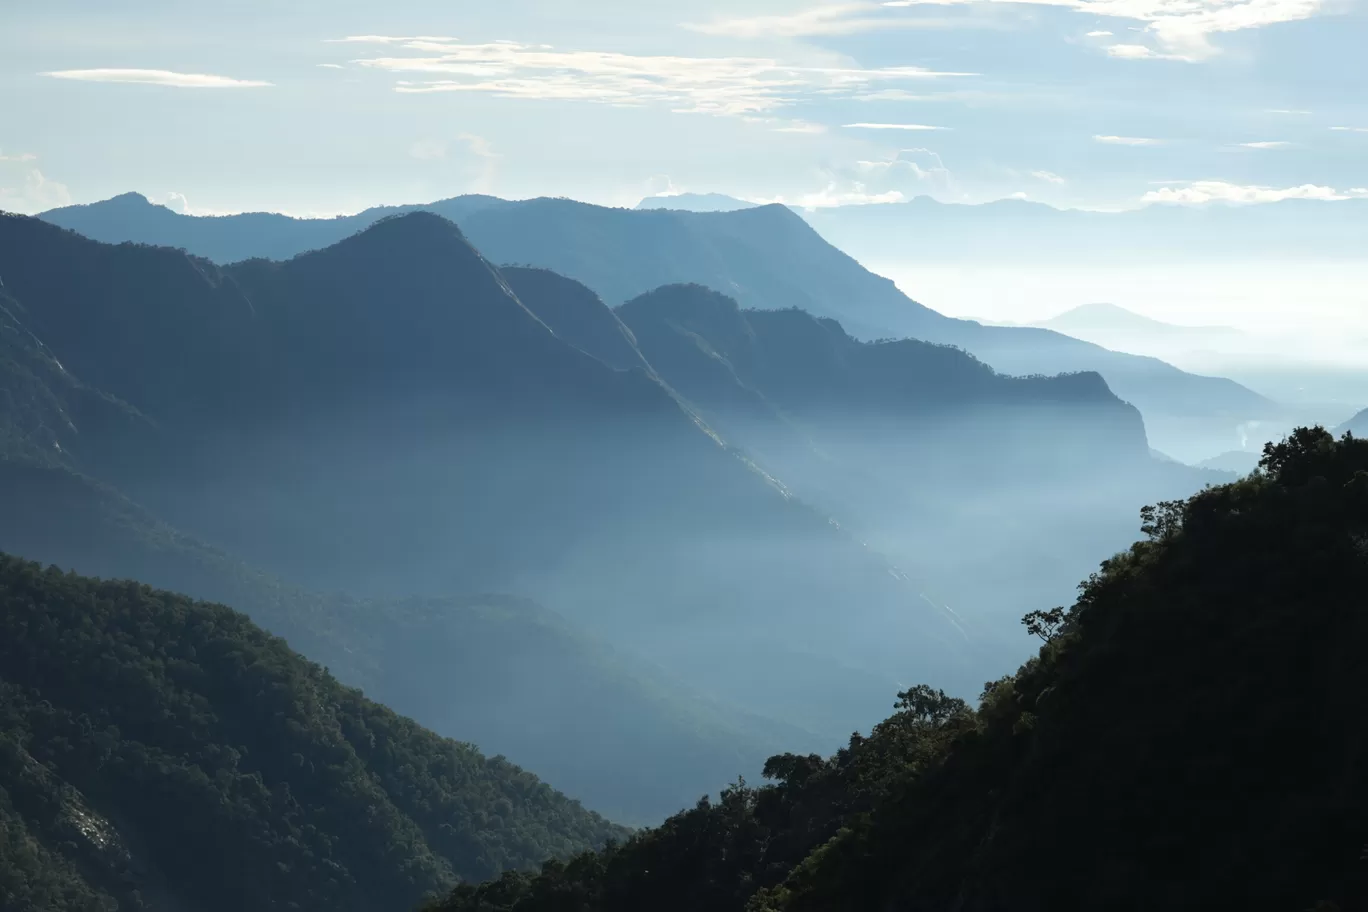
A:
325,35,457,44
1031,170,1067,183
0,168,71,214
757,146,958,209
0,152,37,163
1142,180,1352,204
341,36,973,118
691,0,1326,60
43,69,271,88
158,192,191,214
407,133,499,191
1094,134,1162,145
1008,191,1030,199
845,122,949,130
1237,140,1291,148
1331,126,1368,133
1267,108,1311,114
1086,29,1115,35
1106,43,1190,59
317,63,345,69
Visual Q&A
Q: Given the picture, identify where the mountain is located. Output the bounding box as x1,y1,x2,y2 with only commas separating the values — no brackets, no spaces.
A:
429,426,1368,912
610,284,1224,664
38,191,510,263
1337,407,1368,436
38,193,1273,460
800,194,1368,265
635,193,758,213
1197,449,1262,475
1036,302,1242,342
0,553,624,912
0,212,976,759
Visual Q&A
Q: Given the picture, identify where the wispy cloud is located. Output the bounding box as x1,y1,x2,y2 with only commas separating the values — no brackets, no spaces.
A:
0,168,71,214
342,37,973,117
1331,126,1368,133
1031,170,1067,183
690,0,1326,61
317,63,345,69
43,69,271,88
0,151,37,163
1237,140,1291,148
1086,29,1115,35
325,35,457,44
1106,43,1190,60
845,122,949,130
760,146,956,208
1094,134,1162,145
1266,108,1311,115
1142,180,1361,204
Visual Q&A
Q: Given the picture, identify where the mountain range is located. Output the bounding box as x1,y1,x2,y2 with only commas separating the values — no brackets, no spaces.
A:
0,202,1234,827
39,192,1274,462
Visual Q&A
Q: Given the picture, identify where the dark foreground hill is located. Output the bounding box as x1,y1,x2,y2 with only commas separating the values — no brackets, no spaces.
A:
430,427,1368,912
0,554,624,912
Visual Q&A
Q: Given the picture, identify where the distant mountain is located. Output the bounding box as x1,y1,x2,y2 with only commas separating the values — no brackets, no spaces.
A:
0,553,624,912
1338,407,1368,436
39,193,1273,460
800,194,1368,264
1197,449,1263,475
635,193,758,213
1037,302,1242,340
610,284,1221,660
0,212,975,758
39,191,510,263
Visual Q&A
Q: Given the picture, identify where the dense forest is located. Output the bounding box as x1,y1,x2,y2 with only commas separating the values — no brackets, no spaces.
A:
431,427,1368,912
0,555,623,912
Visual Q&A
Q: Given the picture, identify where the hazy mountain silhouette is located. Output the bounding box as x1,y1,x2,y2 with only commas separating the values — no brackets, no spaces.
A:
0,211,977,759
1337,407,1368,436
610,284,1222,664
38,193,1273,459
635,193,758,213
801,194,1368,263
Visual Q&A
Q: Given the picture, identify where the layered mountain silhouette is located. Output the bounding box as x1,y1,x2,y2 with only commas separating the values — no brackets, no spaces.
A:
801,194,1368,263
0,207,1225,829
38,193,1273,459
0,213,979,786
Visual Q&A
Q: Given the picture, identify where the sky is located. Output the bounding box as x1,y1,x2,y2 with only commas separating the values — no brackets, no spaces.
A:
3,0,1367,219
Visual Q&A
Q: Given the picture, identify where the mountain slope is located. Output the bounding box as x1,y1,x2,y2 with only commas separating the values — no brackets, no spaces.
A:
429,426,1368,912
0,553,625,912
612,285,1221,667
0,211,971,751
37,193,1272,459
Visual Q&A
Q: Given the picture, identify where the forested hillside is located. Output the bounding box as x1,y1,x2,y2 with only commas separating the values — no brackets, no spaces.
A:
0,555,623,912
431,427,1368,912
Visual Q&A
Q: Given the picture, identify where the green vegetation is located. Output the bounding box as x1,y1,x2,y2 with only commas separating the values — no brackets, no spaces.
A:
0,555,624,912
432,427,1368,912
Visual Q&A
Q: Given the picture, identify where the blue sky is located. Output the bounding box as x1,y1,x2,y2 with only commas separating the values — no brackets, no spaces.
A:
2,0,1366,216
